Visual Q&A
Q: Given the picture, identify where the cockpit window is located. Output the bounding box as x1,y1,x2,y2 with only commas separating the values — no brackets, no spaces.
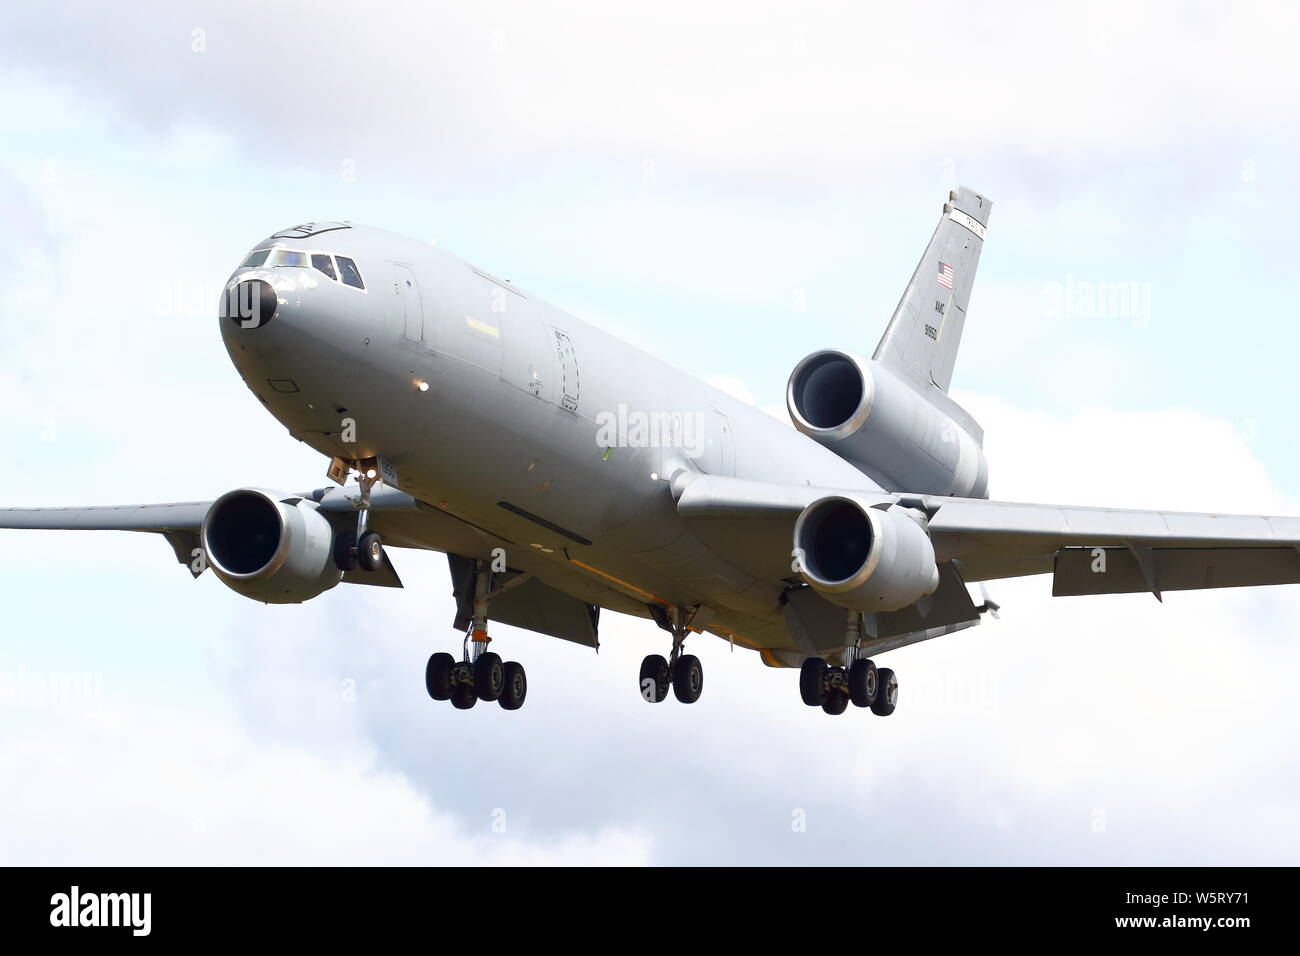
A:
311,253,337,280
267,249,308,267
336,256,365,290
241,249,271,268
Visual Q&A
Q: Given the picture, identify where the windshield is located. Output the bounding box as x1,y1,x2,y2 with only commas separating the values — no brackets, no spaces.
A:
336,256,365,289
240,247,364,289
266,249,309,267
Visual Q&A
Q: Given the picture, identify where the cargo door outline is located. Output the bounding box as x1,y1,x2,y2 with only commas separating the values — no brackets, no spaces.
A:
550,328,580,413
390,262,423,344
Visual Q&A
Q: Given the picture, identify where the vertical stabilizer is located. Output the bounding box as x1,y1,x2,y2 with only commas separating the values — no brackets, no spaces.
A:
873,186,991,394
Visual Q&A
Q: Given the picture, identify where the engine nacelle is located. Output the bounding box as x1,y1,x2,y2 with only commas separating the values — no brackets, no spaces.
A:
201,488,343,604
787,350,988,498
793,496,939,611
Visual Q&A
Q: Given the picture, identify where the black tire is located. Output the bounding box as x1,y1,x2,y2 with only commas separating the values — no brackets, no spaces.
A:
425,652,455,701
638,654,670,703
672,654,704,704
333,532,357,572
799,657,828,706
871,667,898,716
473,651,505,701
498,661,527,711
847,658,879,708
822,689,849,715
450,682,477,710
357,531,384,572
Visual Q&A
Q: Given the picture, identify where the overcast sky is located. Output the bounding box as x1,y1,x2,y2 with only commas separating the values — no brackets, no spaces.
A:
2,1,1299,865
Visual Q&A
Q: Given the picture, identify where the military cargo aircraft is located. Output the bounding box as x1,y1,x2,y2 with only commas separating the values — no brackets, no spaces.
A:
7,188,1299,716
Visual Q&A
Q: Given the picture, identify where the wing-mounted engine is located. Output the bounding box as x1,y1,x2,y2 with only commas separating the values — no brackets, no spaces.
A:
786,350,988,498
793,495,939,611
201,488,342,604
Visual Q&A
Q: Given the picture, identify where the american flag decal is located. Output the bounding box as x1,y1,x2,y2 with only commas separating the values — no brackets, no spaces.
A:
937,261,955,290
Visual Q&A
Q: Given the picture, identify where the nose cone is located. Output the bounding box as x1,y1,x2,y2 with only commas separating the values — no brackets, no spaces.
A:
220,279,279,329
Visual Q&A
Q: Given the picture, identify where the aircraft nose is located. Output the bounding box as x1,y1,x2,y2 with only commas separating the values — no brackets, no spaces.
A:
220,278,279,329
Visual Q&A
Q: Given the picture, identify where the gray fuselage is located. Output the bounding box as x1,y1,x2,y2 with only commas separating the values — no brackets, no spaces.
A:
220,223,877,652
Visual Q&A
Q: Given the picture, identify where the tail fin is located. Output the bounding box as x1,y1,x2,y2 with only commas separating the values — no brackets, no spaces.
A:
873,186,991,395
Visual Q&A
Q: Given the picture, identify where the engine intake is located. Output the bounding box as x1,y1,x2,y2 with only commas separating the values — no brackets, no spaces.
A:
201,488,342,604
793,496,939,611
787,350,988,498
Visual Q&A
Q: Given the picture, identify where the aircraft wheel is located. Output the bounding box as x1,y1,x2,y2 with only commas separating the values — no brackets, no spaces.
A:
333,532,357,572
425,652,455,701
450,682,478,710
672,654,704,704
799,657,828,706
473,652,505,701
357,531,384,572
822,689,849,716
639,654,670,703
871,668,899,717
498,661,527,710
848,658,878,708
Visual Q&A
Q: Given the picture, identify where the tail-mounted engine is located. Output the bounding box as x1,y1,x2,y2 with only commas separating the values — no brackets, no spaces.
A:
787,350,988,498
201,488,342,604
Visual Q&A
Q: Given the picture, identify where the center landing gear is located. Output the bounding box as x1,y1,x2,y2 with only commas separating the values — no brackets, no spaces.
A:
425,559,528,711
332,461,386,573
639,605,706,704
798,612,899,717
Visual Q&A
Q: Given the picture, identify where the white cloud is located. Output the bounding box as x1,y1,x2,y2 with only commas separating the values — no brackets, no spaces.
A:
7,1,1300,180
0,702,651,865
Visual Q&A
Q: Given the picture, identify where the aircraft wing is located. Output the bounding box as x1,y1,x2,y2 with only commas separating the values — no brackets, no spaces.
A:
0,487,419,586
0,501,212,533
923,497,1300,598
0,489,615,640
0,500,217,576
675,475,1300,599
0,487,425,533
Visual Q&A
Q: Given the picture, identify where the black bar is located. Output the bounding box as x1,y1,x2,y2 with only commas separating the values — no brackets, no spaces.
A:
0,866,1282,942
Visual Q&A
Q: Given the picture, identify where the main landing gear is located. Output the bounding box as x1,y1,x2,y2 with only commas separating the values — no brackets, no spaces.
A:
332,464,387,574
425,559,528,711
799,656,898,716
798,611,899,717
639,605,708,704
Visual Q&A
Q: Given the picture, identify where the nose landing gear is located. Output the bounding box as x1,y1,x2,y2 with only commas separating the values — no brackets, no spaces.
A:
332,461,387,573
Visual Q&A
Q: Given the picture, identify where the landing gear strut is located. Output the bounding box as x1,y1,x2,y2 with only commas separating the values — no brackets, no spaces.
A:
798,611,899,717
640,605,706,704
333,461,386,573
425,558,528,712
